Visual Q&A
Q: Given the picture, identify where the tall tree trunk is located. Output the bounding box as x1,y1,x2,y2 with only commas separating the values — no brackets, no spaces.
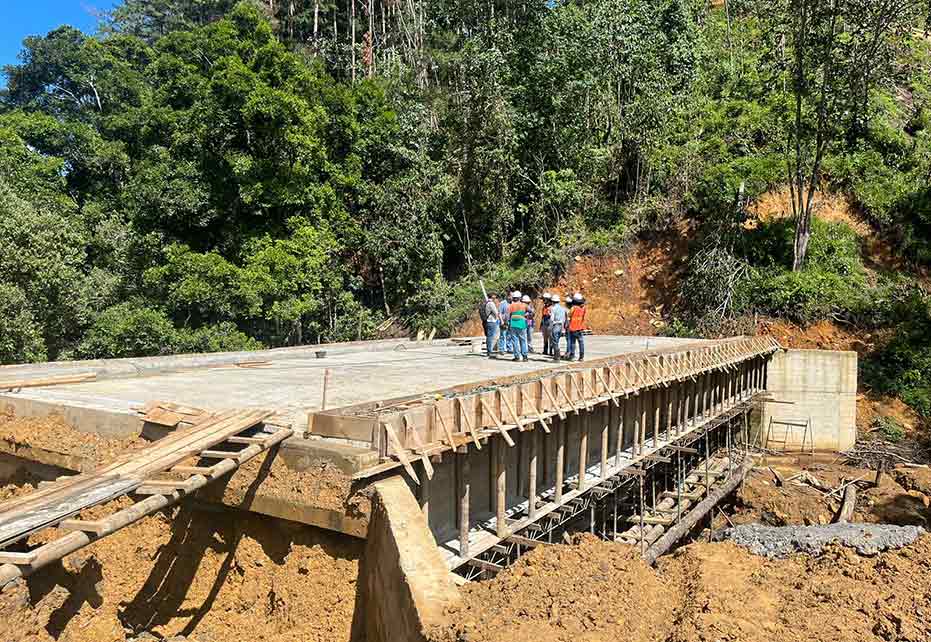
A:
351,0,357,82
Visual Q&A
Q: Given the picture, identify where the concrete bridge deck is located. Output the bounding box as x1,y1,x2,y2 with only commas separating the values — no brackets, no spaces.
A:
0,335,705,439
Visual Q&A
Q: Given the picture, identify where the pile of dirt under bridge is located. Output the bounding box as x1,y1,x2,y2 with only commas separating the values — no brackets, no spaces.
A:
431,533,931,642
0,477,361,642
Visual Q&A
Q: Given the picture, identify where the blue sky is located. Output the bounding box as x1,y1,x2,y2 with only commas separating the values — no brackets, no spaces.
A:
2,1,116,71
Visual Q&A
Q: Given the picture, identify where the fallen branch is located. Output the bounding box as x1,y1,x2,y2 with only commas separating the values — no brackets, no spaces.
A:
644,457,755,565
834,484,857,523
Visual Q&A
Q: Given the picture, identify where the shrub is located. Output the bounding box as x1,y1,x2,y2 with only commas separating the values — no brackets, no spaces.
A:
872,416,905,443
862,288,931,417
0,283,47,364
77,303,177,359
175,322,264,354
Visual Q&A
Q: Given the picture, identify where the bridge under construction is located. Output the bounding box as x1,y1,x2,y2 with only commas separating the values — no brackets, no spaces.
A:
0,333,857,641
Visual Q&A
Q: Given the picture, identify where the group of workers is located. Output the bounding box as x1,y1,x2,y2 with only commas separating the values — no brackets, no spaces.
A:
481,290,587,362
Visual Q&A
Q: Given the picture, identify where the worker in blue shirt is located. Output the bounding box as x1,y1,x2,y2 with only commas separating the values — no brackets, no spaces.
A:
548,294,567,362
498,294,512,353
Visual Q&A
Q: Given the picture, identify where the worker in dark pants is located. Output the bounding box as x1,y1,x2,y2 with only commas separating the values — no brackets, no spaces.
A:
567,292,587,361
540,293,552,356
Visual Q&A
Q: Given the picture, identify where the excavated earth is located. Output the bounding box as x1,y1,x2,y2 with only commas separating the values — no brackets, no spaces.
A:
0,476,362,642
4,409,931,641
430,533,931,642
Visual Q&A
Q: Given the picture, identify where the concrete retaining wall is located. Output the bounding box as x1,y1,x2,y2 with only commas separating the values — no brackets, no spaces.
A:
351,476,460,642
762,349,857,451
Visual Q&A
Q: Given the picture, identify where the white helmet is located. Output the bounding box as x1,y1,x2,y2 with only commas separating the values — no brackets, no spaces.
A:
512,290,522,300
552,294,561,303
522,294,531,303
542,292,552,301
573,292,584,303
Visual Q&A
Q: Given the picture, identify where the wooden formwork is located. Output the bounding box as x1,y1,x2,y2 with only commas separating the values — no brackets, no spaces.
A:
308,335,781,483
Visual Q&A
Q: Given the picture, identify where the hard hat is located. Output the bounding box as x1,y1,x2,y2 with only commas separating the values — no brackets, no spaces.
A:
573,292,584,303
552,294,561,303
542,293,551,301
522,295,531,303
512,290,522,299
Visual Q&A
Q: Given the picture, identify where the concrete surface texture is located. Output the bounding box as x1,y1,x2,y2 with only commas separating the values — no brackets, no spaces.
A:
719,522,925,558
761,349,857,451
351,475,461,642
0,335,705,437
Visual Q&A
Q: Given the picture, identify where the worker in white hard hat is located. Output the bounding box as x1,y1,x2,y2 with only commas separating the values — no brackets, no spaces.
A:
521,294,535,353
507,291,529,361
567,292,587,361
548,294,567,361
540,293,553,356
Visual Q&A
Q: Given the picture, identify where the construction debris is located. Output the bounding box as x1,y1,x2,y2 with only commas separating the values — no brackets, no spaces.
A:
717,522,924,558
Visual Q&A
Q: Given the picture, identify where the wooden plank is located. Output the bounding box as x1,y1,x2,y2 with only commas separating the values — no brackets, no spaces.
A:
226,436,266,445
170,465,218,476
0,373,96,391
480,397,515,447
435,405,457,447
407,425,435,480
458,398,482,449
0,550,37,565
499,389,527,431
541,380,566,419
58,519,107,535
198,449,242,461
383,422,419,484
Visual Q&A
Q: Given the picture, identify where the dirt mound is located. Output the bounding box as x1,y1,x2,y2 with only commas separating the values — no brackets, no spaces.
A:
0,406,145,468
0,480,361,642
729,460,930,529
758,318,882,354
431,532,931,642
431,534,677,642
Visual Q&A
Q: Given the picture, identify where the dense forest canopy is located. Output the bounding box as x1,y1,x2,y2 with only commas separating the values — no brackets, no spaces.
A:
1,0,931,416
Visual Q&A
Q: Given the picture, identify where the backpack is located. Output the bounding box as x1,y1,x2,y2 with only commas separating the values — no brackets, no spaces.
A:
479,300,490,323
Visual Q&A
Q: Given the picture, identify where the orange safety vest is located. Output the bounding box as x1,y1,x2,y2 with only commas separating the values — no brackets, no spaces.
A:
568,305,586,332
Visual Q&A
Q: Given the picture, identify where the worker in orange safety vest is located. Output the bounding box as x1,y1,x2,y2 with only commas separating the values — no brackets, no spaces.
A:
566,292,587,361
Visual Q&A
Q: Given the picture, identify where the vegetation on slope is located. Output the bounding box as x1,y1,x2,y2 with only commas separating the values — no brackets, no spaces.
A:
1,0,930,418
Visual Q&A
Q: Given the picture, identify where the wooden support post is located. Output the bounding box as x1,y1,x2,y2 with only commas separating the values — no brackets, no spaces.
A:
601,403,609,480
457,447,470,557
529,429,538,519
639,392,648,455
615,399,624,466
652,388,660,448
555,417,565,503
495,438,508,537
579,411,589,490
419,467,431,524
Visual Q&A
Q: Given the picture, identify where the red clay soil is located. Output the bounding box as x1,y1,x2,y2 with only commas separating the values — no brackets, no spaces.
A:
0,483,362,642
0,406,145,468
722,459,931,529
457,227,691,338
431,533,931,642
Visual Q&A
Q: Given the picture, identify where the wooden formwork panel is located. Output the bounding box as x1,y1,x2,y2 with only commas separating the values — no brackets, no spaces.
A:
334,336,780,481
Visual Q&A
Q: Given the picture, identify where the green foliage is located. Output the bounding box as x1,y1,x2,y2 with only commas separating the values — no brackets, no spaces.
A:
0,0,927,376
0,284,47,364
175,322,263,353
863,288,931,417
404,259,565,336
872,416,905,443
77,303,178,358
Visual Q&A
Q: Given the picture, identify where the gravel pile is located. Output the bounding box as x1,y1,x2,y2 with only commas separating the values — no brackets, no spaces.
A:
716,522,925,558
